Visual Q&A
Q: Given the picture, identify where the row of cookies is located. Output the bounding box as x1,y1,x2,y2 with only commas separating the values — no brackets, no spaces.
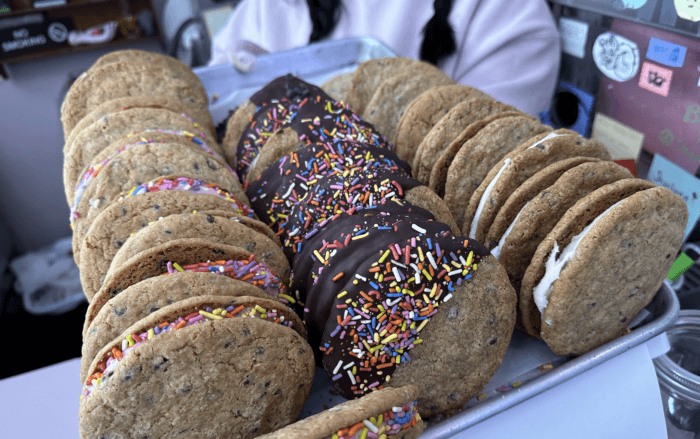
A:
66,50,426,439
345,59,688,356
231,73,517,421
463,130,686,354
243,60,687,360
60,50,254,299
60,51,324,438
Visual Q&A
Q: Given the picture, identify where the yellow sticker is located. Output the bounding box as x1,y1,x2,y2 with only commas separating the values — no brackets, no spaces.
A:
591,113,645,160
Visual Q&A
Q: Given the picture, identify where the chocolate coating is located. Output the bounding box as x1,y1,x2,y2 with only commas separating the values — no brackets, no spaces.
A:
236,76,332,179
282,166,421,260
291,200,436,359
247,140,411,233
280,95,390,149
236,97,302,179
317,216,491,398
249,74,328,107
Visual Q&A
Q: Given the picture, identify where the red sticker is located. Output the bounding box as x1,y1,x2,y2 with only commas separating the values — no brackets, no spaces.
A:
638,61,673,97
613,159,638,177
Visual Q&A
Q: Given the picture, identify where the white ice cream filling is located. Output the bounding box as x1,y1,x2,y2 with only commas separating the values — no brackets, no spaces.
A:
469,132,569,241
491,199,532,259
526,131,568,150
533,199,624,318
470,158,512,239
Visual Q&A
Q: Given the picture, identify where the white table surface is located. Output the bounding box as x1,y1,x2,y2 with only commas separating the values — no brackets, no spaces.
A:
0,336,669,438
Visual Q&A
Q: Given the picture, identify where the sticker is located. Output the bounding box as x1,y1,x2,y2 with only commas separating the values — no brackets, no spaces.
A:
675,0,700,22
559,17,589,59
638,61,673,96
613,0,649,9
648,154,700,241
591,113,645,160
646,37,687,68
668,251,694,281
593,32,640,82
613,159,638,177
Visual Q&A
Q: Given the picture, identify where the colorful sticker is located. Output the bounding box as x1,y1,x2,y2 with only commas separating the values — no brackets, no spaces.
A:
675,0,700,21
559,17,589,59
593,32,640,82
647,154,700,241
638,61,673,97
646,37,687,68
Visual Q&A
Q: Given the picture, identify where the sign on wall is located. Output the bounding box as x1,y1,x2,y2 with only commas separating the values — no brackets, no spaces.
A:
0,17,74,60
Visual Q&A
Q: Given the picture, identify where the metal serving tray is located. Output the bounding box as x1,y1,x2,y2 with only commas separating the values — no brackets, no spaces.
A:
194,36,396,126
194,37,680,436
421,281,679,437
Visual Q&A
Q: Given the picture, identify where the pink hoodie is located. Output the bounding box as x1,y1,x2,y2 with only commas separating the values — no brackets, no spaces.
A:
209,0,561,117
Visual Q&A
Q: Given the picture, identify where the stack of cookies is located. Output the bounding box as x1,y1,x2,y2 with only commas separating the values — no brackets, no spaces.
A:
239,57,686,418
235,70,517,419
65,50,687,438
63,51,316,438
381,59,687,357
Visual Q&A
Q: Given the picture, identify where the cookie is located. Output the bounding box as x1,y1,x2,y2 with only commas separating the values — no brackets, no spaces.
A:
85,238,287,332
80,208,279,300
485,156,600,251
77,179,258,274
61,60,209,140
105,211,290,287
247,127,307,183
79,295,314,438
443,116,550,227
462,132,612,242
321,71,354,103
79,272,271,383
520,179,686,355
67,129,231,208
345,57,426,115
64,95,216,150
63,106,222,203
236,97,306,180
258,385,423,439
393,84,489,165
247,97,390,182
246,140,411,234
282,166,459,262
69,142,244,266
296,203,516,416
362,68,455,143
410,99,518,183
88,49,205,90
222,100,257,170
76,177,255,301
222,75,328,170
490,160,632,295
